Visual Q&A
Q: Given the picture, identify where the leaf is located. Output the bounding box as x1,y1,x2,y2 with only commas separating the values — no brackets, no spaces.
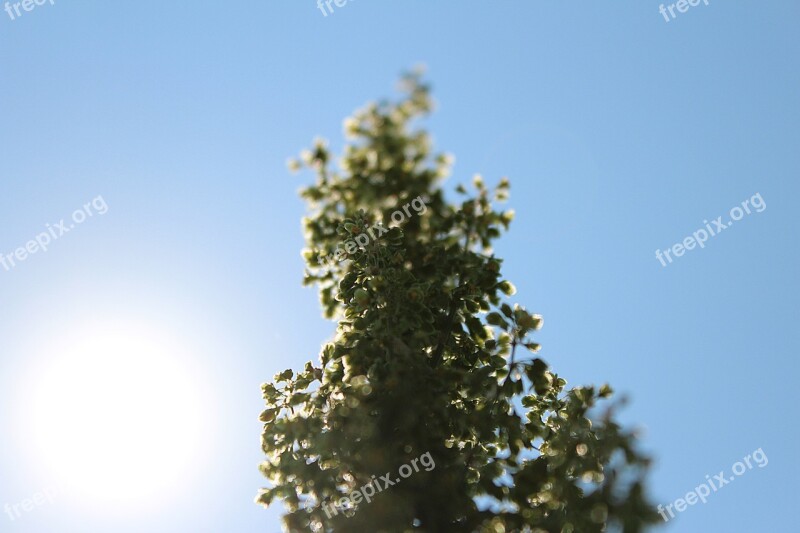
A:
498,281,516,296
259,409,277,423
486,312,509,329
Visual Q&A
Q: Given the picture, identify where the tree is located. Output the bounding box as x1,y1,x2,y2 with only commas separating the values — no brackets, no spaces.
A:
258,72,658,532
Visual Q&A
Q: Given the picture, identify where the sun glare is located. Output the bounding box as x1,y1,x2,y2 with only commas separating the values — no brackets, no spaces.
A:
23,321,206,508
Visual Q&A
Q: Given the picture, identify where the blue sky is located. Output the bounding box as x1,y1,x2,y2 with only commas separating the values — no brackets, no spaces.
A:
0,1,797,531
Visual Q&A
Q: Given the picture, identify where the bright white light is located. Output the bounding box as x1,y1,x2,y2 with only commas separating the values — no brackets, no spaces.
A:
25,320,206,508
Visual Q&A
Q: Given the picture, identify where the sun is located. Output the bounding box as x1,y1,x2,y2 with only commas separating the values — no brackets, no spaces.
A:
24,320,207,509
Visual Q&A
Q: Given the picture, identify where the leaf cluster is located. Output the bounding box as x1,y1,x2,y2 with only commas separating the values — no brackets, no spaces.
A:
259,73,657,532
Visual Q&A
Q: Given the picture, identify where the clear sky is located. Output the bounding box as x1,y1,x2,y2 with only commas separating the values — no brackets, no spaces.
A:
0,1,797,532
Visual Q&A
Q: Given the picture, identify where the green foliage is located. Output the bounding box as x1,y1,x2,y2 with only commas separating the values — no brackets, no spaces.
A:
258,73,658,532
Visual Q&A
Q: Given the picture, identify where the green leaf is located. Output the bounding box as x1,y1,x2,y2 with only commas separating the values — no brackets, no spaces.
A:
486,312,509,329
498,281,516,296
259,409,277,423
